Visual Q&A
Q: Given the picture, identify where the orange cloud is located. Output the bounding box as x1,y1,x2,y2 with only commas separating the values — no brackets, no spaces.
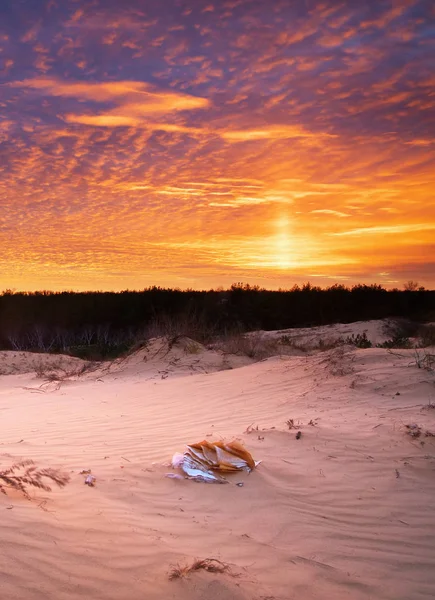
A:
9,77,209,111
360,2,417,30
311,209,350,218
330,224,435,237
220,126,335,142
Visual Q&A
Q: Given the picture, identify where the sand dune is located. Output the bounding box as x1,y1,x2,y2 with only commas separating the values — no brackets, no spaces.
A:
1,324,435,599
256,318,392,348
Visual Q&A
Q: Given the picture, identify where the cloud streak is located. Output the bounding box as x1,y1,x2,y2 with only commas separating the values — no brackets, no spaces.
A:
331,224,435,237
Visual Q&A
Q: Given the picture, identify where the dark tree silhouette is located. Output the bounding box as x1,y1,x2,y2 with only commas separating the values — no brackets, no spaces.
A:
0,284,433,359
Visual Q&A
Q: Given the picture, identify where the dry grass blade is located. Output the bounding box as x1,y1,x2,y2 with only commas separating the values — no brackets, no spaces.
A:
286,418,301,430
0,459,70,499
169,558,231,580
413,350,435,372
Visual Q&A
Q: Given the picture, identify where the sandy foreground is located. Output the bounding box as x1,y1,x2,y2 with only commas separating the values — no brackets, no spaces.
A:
1,322,435,600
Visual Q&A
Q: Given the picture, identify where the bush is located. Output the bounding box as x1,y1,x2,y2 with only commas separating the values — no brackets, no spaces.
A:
377,337,412,349
383,318,419,340
344,333,372,348
67,341,133,360
314,337,343,350
413,350,435,371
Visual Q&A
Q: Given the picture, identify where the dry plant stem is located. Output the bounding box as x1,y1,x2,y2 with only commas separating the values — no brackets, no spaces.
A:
0,460,70,499
169,558,231,580
286,418,301,430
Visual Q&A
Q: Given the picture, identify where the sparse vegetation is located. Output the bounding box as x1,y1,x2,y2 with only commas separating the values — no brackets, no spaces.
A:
377,337,412,349
183,340,202,354
405,424,422,438
325,346,356,376
405,424,435,439
169,558,232,580
413,350,435,371
214,331,280,360
371,318,421,349
34,359,96,381
279,334,342,352
315,337,343,351
0,459,69,499
344,332,372,348
286,418,301,430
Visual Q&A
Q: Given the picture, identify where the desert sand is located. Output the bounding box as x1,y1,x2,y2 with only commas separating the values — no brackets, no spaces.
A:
1,321,435,600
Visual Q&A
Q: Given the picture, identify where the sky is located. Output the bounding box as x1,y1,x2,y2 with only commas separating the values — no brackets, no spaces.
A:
1,0,434,291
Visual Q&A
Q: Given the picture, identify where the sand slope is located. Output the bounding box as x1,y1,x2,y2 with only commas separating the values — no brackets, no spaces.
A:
1,337,435,599
256,318,392,348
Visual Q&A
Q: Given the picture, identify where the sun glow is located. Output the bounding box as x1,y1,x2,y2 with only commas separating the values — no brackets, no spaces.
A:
271,216,296,270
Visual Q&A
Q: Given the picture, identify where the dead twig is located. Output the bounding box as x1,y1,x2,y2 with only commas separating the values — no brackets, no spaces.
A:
405,424,435,439
169,558,232,580
0,460,69,499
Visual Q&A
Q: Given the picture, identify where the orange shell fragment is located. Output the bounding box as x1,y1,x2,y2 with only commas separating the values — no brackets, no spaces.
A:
185,440,256,473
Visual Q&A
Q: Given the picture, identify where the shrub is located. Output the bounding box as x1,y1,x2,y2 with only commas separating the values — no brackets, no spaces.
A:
383,318,419,340
377,337,412,349
35,361,95,381
67,341,132,360
414,350,435,371
344,332,372,348
316,337,343,350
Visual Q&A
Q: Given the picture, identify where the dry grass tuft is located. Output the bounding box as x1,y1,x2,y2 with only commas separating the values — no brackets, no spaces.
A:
244,423,259,434
405,424,435,439
214,331,279,360
320,346,356,376
0,459,70,499
169,558,231,581
383,318,419,340
405,424,422,438
35,360,96,382
413,350,435,372
286,418,301,430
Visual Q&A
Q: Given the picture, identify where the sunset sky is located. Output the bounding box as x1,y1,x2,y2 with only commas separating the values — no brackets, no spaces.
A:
1,0,434,291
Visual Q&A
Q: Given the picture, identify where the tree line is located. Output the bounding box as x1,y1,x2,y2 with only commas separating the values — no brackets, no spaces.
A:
0,283,433,359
